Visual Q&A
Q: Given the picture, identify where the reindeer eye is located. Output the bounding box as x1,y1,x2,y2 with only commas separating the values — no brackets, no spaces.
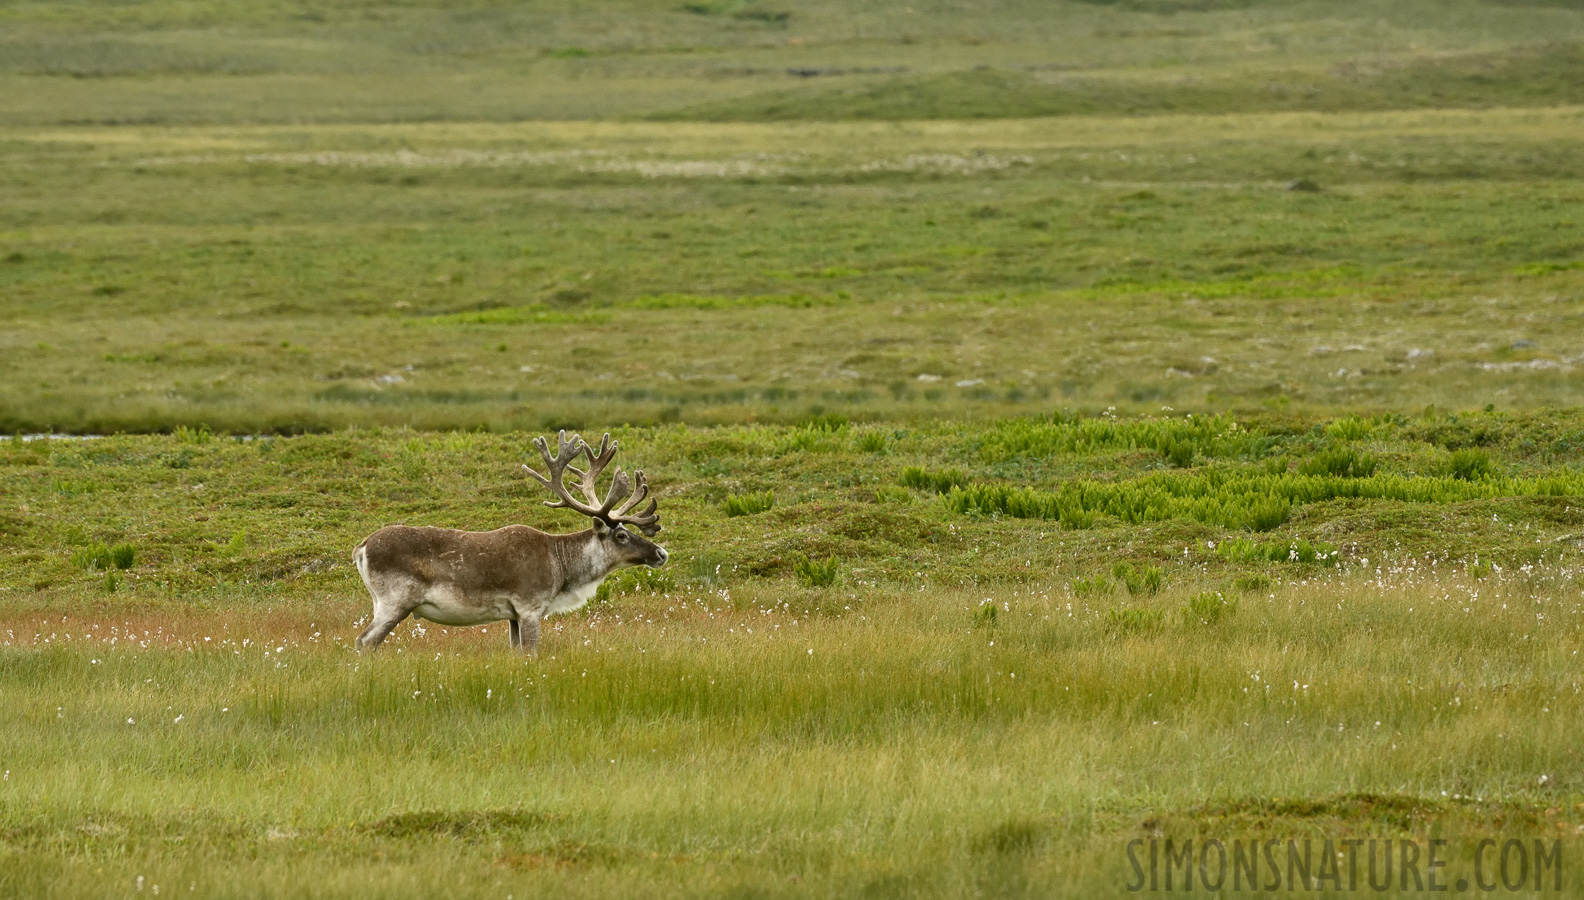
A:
615,531,627,542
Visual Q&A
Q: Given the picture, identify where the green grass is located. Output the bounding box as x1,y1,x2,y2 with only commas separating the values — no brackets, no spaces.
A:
3,420,1584,896
721,489,775,517
3,108,1584,430
7,0,1584,894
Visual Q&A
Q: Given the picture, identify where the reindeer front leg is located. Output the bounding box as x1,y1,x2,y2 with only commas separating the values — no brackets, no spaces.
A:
517,614,541,655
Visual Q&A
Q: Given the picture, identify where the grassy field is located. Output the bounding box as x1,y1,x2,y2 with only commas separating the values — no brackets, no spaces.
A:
4,0,1584,896
5,418,1584,896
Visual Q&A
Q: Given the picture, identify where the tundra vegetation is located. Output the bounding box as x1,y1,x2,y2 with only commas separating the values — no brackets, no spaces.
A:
3,0,1584,897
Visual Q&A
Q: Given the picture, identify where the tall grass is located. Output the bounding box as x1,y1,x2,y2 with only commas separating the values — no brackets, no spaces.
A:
2,571,1581,897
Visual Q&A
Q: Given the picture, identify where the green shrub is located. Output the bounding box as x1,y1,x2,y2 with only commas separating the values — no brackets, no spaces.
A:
1183,590,1237,625
902,466,968,494
974,601,999,627
722,490,775,517
793,554,840,587
1298,448,1377,478
1446,449,1494,481
1232,573,1272,593
1105,607,1164,634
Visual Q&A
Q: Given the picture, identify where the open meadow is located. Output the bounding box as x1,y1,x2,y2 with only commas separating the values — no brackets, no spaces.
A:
3,0,1584,897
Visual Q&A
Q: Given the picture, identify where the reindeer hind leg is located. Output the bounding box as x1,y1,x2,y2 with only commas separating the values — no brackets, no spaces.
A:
357,576,422,651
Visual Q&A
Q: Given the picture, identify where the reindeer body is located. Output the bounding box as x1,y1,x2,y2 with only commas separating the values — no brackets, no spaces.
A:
353,432,666,653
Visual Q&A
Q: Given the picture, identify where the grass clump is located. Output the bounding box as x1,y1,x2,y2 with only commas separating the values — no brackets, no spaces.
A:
70,542,136,571
1159,436,1195,468
1324,416,1378,441
1182,590,1236,625
793,554,840,588
973,600,999,627
855,430,889,454
1297,447,1378,478
1070,574,1114,599
902,467,968,495
1105,607,1164,635
1231,573,1273,593
722,490,775,517
1445,448,1495,481
1215,537,1338,565
1111,562,1164,596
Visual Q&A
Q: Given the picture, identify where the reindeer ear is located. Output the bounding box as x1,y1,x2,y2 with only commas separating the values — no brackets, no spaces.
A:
591,518,611,535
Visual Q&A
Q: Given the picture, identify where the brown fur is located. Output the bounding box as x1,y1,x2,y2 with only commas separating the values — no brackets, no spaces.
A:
353,520,665,653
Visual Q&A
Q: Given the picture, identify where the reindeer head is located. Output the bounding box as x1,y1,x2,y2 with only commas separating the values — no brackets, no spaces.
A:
522,431,667,568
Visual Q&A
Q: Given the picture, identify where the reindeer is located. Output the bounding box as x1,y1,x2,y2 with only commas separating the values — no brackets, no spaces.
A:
352,431,666,653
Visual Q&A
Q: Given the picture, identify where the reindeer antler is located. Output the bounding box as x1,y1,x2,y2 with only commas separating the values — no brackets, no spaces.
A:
522,431,662,536
522,430,595,514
